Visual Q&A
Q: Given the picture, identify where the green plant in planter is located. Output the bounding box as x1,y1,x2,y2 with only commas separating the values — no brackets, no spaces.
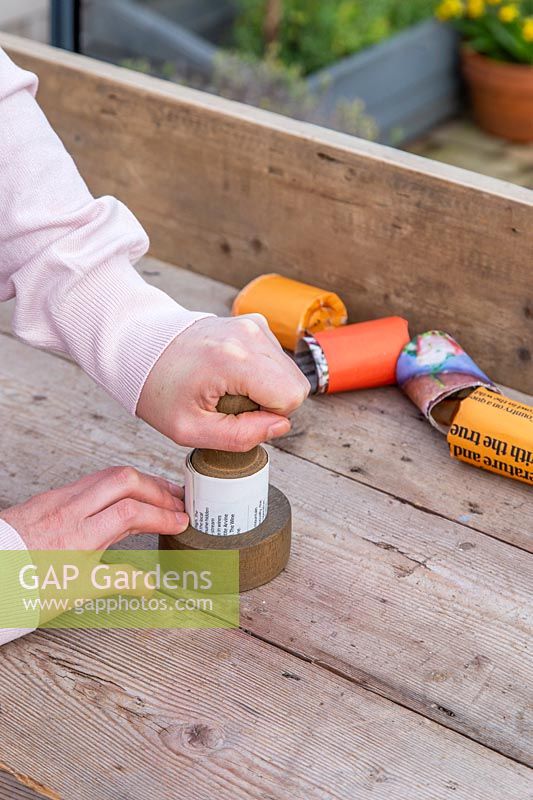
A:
233,0,436,75
120,54,379,140
436,0,533,63
209,52,378,139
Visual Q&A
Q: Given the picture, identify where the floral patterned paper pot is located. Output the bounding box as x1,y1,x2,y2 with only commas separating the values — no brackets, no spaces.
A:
396,331,500,434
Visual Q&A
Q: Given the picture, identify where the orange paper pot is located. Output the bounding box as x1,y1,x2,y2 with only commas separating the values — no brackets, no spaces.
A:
295,317,410,395
462,48,533,143
232,274,347,351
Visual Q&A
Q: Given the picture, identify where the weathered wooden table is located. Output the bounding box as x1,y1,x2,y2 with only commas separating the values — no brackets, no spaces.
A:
0,33,531,800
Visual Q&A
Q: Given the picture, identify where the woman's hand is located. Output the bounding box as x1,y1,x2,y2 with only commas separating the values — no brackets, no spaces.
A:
0,467,188,551
137,314,310,452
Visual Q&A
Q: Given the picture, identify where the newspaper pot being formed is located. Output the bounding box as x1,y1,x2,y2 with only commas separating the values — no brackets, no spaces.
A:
462,48,533,143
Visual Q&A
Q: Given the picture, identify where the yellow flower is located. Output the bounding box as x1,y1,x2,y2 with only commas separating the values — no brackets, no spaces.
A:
436,0,464,21
523,16,533,40
498,3,520,22
467,0,485,18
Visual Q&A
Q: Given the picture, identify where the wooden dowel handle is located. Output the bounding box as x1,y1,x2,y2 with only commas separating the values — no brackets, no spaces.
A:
191,394,267,477
216,395,259,416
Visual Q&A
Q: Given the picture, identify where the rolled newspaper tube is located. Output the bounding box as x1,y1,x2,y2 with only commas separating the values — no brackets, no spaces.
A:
184,452,270,535
396,331,500,434
184,396,270,536
448,387,533,486
295,317,410,395
232,273,347,351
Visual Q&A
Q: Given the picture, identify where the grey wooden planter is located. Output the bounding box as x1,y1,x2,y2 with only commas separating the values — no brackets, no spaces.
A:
309,20,461,145
83,0,460,145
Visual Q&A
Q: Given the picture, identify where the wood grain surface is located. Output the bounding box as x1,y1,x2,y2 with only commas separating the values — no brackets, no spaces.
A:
1,34,532,392
1,627,532,800
0,329,531,768
0,771,56,800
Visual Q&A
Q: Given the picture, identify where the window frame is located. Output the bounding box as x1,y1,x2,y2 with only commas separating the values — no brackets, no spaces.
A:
51,0,81,51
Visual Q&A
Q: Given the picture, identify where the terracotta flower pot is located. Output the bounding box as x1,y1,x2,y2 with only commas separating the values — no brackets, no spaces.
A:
462,48,533,142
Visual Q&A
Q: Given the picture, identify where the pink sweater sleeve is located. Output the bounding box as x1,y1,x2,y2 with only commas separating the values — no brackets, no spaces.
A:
0,48,211,413
0,51,214,646
0,520,37,646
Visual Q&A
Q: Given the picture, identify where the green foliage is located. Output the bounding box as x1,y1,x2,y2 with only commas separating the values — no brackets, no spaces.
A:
233,0,436,74
120,53,379,140
201,52,378,139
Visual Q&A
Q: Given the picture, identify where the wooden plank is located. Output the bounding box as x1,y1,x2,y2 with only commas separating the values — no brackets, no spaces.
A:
1,334,532,765
0,772,53,800
1,34,533,392
3,257,527,552
1,629,531,800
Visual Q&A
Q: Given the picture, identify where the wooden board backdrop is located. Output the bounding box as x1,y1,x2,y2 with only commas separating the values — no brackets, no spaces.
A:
1,33,533,393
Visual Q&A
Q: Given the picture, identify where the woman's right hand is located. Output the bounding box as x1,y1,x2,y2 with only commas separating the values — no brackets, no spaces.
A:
137,314,310,452
0,466,188,551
